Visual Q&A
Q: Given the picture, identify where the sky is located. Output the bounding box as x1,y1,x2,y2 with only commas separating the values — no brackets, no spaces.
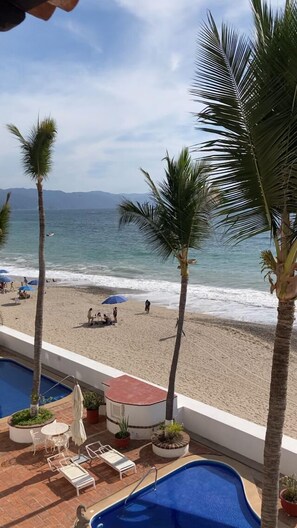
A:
0,0,284,194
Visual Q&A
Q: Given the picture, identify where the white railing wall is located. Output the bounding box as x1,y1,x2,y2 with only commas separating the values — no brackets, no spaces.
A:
1,325,297,475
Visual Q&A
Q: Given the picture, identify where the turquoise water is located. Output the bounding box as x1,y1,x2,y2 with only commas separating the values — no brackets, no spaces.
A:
90,460,260,528
0,209,278,324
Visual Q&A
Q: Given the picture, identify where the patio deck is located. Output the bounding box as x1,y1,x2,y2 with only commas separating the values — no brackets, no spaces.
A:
0,397,294,527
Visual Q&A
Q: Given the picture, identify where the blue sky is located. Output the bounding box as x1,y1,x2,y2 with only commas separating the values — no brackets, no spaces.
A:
0,0,283,193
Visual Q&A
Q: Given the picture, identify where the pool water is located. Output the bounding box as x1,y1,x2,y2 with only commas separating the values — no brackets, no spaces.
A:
91,460,260,528
0,359,71,417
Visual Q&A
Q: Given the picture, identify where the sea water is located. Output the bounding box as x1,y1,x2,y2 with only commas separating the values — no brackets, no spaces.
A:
0,209,279,325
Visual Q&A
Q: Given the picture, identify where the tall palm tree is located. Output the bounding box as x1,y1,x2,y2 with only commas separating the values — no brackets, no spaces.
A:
192,1,297,526
7,118,57,415
118,148,216,421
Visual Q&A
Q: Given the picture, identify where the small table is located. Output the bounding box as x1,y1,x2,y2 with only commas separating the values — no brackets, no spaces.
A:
41,422,69,437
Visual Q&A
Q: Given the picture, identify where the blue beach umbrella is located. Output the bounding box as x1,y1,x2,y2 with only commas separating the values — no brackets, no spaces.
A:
102,294,128,305
28,279,39,285
0,275,12,283
19,285,34,292
0,269,9,274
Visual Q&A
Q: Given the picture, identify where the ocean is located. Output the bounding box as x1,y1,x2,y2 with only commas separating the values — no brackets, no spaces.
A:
0,209,279,325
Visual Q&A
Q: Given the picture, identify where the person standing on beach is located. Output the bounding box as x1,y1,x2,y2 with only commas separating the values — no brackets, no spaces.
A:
87,308,94,325
145,299,151,313
23,276,28,285
113,306,117,323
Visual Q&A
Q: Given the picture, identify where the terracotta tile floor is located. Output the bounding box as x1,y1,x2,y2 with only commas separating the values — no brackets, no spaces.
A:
0,399,217,528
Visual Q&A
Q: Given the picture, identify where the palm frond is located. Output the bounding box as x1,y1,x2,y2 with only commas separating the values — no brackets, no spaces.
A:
0,192,10,246
192,3,297,244
118,148,216,263
7,117,57,181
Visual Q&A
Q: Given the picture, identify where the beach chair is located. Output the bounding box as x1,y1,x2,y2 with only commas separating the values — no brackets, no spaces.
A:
47,453,95,496
85,441,136,480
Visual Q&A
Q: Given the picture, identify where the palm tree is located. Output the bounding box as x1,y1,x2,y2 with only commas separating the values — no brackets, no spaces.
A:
192,1,297,526
0,193,10,245
118,148,216,421
7,118,57,415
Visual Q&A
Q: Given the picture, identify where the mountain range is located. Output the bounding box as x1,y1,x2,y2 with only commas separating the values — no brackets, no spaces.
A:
0,188,149,210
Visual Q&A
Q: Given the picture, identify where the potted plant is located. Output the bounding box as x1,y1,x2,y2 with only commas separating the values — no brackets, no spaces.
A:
280,475,297,516
151,421,190,458
8,407,55,443
114,416,130,449
83,391,103,424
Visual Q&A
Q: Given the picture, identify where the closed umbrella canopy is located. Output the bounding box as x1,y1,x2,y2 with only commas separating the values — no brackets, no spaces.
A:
102,295,128,305
71,383,87,449
0,275,12,282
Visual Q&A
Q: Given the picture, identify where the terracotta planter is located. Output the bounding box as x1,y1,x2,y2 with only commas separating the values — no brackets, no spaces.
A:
280,489,297,517
114,433,130,449
86,409,99,424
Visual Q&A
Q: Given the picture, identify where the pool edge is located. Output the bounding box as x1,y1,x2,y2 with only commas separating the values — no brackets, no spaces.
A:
86,453,261,523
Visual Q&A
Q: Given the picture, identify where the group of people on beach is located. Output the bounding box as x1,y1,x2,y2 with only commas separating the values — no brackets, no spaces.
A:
87,306,117,326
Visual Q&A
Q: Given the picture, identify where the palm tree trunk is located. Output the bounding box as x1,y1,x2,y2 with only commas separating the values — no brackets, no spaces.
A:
165,271,188,421
31,180,46,415
261,299,295,528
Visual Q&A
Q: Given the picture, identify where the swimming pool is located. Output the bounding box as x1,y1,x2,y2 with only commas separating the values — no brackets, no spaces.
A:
90,459,260,528
0,359,71,417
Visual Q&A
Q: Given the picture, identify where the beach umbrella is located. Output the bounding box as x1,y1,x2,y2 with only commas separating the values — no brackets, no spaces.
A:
28,279,39,285
102,294,128,305
19,285,34,291
70,383,87,456
0,269,8,274
0,275,12,282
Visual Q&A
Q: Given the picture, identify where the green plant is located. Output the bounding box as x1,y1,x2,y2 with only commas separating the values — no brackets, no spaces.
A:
192,2,297,526
159,421,184,442
7,118,57,417
119,148,216,423
83,391,103,410
280,475,297,503
11,408,54,426
115,416,129,439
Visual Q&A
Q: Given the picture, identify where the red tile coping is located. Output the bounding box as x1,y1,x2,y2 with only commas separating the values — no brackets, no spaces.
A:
104,375,168,405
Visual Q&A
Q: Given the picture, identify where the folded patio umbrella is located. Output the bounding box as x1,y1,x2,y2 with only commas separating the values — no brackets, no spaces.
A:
71,383,87,459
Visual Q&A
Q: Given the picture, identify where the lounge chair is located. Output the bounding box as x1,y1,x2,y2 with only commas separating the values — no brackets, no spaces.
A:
85,441,136,480
47,453,95,496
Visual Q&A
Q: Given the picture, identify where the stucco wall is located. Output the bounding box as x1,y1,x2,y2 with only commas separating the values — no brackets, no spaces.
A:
1,325,297,474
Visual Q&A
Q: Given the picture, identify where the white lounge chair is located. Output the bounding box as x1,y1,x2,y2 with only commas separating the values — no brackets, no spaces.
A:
47,453,95,496
85,441,136,480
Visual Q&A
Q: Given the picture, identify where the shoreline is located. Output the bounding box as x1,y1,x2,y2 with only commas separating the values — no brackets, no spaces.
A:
2,282,297,439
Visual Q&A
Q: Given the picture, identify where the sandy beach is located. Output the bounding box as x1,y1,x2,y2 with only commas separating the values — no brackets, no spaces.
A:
2,282,297,439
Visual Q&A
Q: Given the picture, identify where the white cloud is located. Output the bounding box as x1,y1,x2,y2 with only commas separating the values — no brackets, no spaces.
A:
0,0,280,193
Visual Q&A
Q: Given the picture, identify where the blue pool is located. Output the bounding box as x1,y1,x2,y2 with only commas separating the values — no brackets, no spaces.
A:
91,460,260,528
0,359,71,417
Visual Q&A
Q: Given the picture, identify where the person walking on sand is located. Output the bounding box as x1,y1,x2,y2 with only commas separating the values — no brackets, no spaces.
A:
144,299,151,313
23,276,28,285
113,306,118,323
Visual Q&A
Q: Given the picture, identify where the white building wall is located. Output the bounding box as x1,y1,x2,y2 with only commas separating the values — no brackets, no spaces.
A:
1,325,297,474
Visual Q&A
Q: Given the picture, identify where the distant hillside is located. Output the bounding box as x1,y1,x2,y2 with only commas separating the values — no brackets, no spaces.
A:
0,188,149,210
